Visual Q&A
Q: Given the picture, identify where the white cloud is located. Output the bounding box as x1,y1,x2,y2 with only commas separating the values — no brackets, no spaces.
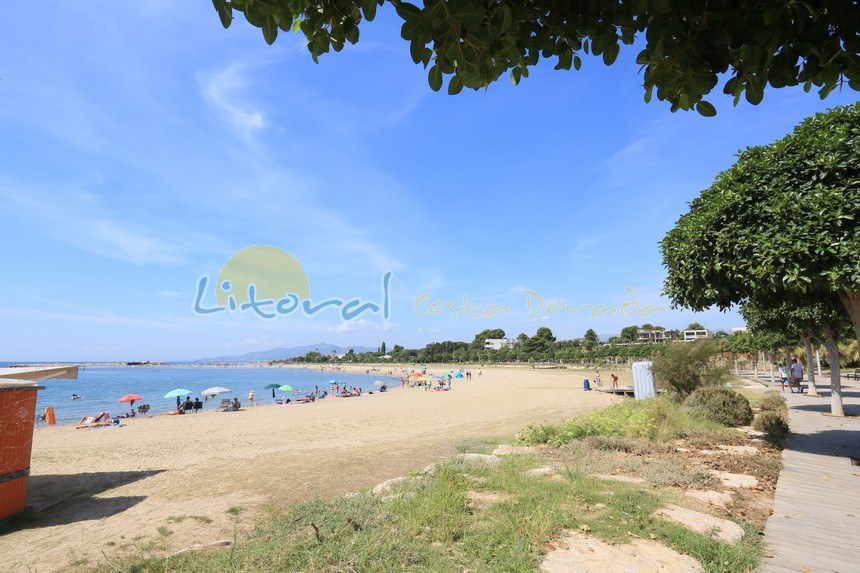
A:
200,64,267,139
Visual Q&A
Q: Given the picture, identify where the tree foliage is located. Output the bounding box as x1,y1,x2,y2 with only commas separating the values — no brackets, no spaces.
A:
620,325,640,342
469,328,506,349
651,339,728,396
661,104,860,346
211,0,860,115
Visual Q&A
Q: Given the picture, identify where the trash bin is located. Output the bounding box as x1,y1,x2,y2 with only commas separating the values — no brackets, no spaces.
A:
0,380,43,520
583,378,591,391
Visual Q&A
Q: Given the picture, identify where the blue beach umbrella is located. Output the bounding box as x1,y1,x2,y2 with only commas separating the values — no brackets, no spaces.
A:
164,388,194,399
165,388,194,409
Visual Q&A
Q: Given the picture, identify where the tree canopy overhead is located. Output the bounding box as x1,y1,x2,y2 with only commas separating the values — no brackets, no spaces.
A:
661,103,860,346
212,0,860,115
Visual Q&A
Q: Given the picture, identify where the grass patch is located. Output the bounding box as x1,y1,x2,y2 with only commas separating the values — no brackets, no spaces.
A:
106,453,762,573
167,515,214,524
455,436,506,455
225,506,242,516
518,396,726,445
156,526,173,537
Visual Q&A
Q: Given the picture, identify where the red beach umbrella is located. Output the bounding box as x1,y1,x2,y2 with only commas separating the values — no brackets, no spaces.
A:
118,394,143,403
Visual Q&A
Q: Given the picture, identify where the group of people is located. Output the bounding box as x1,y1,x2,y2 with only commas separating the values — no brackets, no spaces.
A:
178,396,204,414
777,359,805,393
591,370,620,389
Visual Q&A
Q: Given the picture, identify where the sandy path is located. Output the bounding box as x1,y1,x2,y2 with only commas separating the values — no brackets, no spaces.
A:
1,366,624,572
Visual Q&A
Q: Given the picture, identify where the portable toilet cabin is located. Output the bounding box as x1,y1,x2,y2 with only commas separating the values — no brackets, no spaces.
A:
631,361,656,400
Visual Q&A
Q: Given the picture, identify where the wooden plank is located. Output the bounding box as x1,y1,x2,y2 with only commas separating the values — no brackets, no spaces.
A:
758,379,860,573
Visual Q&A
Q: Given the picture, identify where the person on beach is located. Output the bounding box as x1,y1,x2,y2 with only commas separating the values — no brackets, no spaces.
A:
232,397,241,411
777,364,789,390
181,397,194,414
193,397,202,413
610,374,619,389
248,390,255,406
790,359,804,392
594,371,602,387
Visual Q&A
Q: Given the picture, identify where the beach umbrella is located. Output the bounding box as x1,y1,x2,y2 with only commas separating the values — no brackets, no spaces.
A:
118,394,143,407
373,380,385,387
201,386,231,396
163,388,194,399
277,384,294,392
264,383,281,398
164,388,194,409
455,372,464,379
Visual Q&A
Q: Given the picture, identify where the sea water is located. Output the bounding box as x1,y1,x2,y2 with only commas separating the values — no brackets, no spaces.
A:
26,366,394,425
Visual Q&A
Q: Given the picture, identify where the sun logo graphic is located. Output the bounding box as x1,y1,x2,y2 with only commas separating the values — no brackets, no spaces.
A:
193,246,392,321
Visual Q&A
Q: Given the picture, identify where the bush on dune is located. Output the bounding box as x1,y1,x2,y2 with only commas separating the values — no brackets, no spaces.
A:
683,386,754,427
759,391,787,413
752,411,790,443
518,396,722,445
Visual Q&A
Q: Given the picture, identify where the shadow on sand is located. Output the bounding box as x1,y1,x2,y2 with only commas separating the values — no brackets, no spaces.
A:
1,470,164,534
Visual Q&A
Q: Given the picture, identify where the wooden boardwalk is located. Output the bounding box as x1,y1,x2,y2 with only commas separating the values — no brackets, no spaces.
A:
758,378,860,573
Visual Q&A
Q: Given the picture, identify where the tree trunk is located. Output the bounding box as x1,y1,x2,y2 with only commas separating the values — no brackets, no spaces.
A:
816,348,822,377
734,356,739,376
837,290,860,349
823,327,845,417
753,353,758,380
802,334,819,396
768,353,776,385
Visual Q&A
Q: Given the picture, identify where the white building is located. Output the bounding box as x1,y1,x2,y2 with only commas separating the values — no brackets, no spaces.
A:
683,329,710,341
484,338,520,350
637,329,675,343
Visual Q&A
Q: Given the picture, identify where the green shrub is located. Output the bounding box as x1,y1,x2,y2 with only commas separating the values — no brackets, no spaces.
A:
519,396,722,445
683,386,753,427
752,411,790,443
650,339,730,397
759,391,787,413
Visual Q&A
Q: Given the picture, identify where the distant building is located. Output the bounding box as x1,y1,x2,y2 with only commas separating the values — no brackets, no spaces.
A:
637,330,675,343
683,329,710,341
484,338,520,350
731,327,747,333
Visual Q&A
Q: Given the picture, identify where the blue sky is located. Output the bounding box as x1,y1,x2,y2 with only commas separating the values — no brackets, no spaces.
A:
1,3,856,361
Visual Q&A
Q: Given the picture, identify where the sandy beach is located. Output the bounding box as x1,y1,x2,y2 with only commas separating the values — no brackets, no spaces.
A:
1,365,624,572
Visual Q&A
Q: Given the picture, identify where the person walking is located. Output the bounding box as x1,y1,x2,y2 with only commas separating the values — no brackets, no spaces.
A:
790,359,804,393
247,389,255,406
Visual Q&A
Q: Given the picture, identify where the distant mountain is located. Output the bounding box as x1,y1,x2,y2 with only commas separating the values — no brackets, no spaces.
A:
192,343,377,363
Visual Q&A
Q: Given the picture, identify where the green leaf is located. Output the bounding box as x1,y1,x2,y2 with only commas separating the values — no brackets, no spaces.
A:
652,0,672,15
428,65,442,91
262,15,278,45
573,55,582,71
362,0,378,21
555,51,572,71
501,6,512,34
510,67,521,85
745,78,763,105
212,0,232,28
409,40,424,64
696,100,717,117
603,43,620,66
448,74,464,95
